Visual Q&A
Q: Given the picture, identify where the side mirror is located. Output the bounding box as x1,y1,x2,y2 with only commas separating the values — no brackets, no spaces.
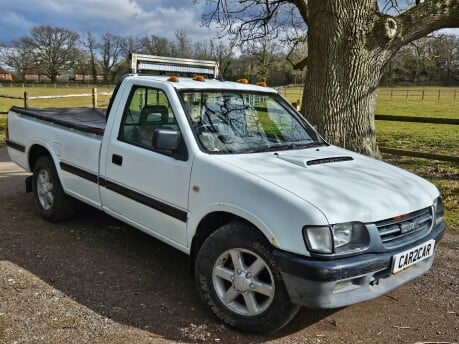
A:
152,129,179,152
152,129,188,161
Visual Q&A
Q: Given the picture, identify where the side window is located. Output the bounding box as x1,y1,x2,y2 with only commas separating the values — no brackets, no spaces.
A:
119,86,179,148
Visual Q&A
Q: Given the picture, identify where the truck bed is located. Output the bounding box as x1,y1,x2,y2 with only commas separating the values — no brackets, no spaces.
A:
10,106,106,135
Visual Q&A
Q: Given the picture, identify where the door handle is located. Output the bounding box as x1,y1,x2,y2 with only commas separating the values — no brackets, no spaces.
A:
112,154,123,166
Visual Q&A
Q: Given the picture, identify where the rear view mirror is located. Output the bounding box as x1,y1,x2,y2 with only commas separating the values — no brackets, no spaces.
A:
152,129,179,152
152,129,188,161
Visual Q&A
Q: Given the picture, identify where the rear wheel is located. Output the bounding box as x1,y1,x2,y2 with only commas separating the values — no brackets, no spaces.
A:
32,156,79,221
195,221,300,334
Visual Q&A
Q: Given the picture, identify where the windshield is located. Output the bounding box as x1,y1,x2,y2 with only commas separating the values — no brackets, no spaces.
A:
180,90,323,154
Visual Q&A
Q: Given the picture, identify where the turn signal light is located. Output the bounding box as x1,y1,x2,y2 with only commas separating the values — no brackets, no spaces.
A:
167,75,179,82
237,78,248,84
193,75,205,82
256,81,267,87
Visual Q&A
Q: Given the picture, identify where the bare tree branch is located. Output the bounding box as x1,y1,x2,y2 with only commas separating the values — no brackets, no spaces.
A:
287,55,308,70
291,0,308,25
286,34,308,70
392,0,459,50
198,0,305,47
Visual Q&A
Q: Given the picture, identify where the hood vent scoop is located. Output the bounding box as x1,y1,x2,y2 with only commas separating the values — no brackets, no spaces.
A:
276,154,354,168
306,156,354,166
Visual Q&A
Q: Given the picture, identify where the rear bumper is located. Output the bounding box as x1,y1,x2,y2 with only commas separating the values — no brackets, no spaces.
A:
273,221,446,308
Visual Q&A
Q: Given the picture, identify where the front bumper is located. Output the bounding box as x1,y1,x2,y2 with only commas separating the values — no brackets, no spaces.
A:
273,220,446,308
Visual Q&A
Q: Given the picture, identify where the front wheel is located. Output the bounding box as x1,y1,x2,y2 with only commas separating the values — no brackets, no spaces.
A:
32,155,79,222
195,221,300,334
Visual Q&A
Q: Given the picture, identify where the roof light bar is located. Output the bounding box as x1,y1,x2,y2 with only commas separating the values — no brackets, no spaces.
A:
130,53,219,79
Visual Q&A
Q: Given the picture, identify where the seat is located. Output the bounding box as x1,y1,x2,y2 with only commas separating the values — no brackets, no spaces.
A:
139,105,169,125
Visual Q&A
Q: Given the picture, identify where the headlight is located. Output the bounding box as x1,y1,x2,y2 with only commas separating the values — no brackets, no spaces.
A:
303,222,370,255
433,197,445,226
333,223,353,248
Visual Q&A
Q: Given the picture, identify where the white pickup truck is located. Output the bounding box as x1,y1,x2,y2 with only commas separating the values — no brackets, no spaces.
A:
6,54,446,333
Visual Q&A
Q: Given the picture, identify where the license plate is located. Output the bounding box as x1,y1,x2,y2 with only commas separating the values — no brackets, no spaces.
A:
392,239,435,274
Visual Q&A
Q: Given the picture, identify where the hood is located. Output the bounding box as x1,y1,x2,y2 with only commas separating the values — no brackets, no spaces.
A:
215,145,438,224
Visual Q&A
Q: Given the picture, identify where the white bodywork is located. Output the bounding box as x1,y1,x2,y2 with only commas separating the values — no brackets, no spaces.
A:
6,75,440,257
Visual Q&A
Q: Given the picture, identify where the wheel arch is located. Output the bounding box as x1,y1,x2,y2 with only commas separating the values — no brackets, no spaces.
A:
189,210,273,275
28,144,52,171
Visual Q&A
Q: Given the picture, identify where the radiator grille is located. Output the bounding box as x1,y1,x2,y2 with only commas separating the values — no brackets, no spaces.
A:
376,207,432,244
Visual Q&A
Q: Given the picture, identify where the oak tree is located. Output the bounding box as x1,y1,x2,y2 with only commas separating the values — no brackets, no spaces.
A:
199,0,459,156
24,26,80,83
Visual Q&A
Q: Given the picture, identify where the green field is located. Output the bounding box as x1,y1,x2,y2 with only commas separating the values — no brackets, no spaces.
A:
1,85,458,230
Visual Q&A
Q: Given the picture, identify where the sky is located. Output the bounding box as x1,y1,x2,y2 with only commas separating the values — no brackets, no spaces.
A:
0,0,457,46
0,0,219,45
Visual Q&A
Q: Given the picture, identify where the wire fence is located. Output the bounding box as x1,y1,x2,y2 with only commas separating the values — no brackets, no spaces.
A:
276,86,459,106
0,88,113,113
379,88,458,101
0,82,115,89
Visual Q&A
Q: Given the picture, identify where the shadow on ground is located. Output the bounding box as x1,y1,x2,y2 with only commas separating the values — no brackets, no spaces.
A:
0,191,333,343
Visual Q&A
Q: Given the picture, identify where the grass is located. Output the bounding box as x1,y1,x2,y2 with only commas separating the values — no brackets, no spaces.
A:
0,114,6,146
376,88,458,231
1,84,458,230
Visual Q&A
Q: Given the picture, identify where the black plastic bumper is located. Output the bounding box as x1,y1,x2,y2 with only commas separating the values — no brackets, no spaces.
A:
273,221,446,308
273,221,446,282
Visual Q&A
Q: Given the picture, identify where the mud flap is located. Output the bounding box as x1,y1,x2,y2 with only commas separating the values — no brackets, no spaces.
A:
25,176,32,193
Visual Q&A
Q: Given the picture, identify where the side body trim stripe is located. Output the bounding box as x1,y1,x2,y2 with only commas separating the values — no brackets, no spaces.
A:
59,162,187,222
60,162,98,183
6,140,26,153
104,180,188,222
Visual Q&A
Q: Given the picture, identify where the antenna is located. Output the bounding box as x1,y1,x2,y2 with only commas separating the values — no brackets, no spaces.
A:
130,53,220,79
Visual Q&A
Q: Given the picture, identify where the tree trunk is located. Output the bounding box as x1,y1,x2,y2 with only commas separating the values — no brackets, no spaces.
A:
90,53,97,84
302,0,392,157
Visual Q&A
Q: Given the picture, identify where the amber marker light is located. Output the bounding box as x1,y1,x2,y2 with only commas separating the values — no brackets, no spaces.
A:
256,81,267,87
237,78,248,84
193,75,205,82
167,75,180,82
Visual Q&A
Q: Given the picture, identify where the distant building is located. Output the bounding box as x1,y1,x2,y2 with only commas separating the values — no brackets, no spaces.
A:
0,67,13,81
73,70,104,82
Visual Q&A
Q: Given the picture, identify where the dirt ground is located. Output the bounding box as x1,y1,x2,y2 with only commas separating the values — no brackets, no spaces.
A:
0,148,458,344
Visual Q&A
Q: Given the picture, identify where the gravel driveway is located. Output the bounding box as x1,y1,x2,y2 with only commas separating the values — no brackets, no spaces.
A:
0,148,457,343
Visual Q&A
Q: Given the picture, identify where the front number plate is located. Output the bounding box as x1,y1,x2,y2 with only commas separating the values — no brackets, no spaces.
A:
392,239,435,274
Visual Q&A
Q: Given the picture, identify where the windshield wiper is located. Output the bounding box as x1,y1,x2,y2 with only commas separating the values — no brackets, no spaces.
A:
244,141,326,153
297,141,328,148
244,145,273,153
269,140,326,150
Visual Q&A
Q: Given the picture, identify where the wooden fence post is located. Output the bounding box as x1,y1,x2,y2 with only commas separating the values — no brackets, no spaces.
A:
421,90,425,101
92,87,97,108
24,91,29,108
438,89,441,100
390,89,393,100
405,90,409,100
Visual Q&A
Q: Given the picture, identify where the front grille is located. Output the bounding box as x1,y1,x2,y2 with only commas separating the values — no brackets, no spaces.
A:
376,207,432,244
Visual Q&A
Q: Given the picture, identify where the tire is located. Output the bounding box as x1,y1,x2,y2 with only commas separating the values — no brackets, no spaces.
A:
32,155,79,222
195,221,300,334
